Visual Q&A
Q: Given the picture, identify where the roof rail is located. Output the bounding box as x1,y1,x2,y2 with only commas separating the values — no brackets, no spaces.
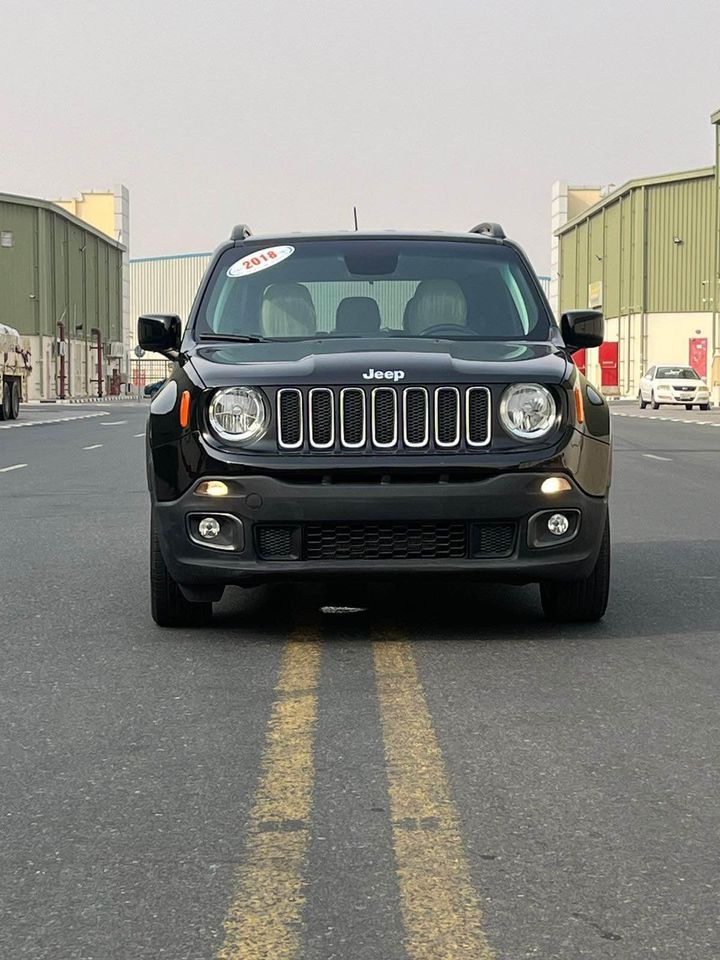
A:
230,223,253,241
469,222,506,240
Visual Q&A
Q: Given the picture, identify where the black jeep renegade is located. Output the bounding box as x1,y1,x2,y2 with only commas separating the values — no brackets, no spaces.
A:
139,223,610,627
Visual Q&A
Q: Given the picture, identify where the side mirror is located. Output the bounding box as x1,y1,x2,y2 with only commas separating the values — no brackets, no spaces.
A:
561,310,604,353
137,314,181,356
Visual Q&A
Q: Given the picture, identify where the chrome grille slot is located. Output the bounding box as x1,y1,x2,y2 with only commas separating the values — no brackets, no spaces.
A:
466,387,491,447
277,389,303,449
309,388,334,449
276,385,493,452
435,387,460,447
403,387,429,447
340,388,366,448
372,387,398,447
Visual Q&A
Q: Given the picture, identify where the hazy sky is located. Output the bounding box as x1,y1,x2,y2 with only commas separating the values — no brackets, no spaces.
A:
1,0,719,272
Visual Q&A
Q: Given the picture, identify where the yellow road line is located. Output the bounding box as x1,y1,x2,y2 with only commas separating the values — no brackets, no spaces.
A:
217,633,322,960
373,635,496,960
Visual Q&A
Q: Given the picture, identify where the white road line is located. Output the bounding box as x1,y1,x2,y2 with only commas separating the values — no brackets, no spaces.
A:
642,453,673,461
0,463,28,473
612,412,720,426
134,433,145,438
0,411,111,430
83,444,103,450
99,420,128,426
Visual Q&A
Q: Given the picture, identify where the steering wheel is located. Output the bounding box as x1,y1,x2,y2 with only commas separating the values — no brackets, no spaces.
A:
417,324,468,337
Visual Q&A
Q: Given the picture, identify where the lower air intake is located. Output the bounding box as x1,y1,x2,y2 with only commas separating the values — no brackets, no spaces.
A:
305,521,467,560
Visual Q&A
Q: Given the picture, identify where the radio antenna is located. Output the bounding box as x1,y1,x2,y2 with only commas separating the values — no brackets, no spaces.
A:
353,205,359,232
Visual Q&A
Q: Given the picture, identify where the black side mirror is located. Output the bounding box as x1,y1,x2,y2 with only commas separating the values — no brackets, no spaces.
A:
138,314,182,357
561,310,604,353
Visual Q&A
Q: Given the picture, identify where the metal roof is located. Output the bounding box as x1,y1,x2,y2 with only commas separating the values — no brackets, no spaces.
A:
555,167,715,236
0,191,125,250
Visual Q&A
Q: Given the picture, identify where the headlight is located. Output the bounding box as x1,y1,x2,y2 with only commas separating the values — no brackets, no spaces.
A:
499,383,557,441
208,386,268,443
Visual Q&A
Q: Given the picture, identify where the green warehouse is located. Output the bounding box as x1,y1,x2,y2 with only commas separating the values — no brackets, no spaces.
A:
0,192,126,400
552,109,720,398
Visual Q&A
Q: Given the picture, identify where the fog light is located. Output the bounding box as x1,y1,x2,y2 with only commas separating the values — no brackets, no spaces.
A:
198,480,229,497
198,517,221,539
547,513,570,536
541,477,572,494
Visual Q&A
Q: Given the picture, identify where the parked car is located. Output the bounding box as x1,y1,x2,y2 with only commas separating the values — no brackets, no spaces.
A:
139,222,611,627
638,365,710,410
144,379,166,398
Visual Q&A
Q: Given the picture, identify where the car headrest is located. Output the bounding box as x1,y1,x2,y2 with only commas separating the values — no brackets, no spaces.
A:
261,283,317,338
405,280,467,335
335,297,382,335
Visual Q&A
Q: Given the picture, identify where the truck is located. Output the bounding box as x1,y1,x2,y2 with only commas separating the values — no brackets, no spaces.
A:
0,323,31,420
138,223,611,627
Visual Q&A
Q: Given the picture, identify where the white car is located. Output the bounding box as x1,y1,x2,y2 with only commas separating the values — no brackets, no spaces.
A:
638,364,711,410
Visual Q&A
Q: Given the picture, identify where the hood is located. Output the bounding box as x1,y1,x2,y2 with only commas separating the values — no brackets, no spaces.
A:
188,338,569,388
654,378,707,388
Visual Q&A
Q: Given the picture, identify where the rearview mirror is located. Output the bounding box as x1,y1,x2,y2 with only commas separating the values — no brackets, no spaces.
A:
138,314,181,356
561,310,604,353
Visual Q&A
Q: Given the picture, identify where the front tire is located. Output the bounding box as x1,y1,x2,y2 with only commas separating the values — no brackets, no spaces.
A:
9,381,20,419
0,382,10,421
638,392,647,409
650,392,660,410
539,518,610,623
150,519,212,627
685,403,693,411
700,403,710,411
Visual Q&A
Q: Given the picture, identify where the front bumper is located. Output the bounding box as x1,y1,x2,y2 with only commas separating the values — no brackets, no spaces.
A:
655,393,709,404
153,471,608,588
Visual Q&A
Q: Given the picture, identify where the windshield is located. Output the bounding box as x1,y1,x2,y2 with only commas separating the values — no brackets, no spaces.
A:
656,366,699,380
194,239,551,342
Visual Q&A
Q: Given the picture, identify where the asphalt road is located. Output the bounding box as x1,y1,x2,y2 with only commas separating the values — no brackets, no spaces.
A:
2,399,719,960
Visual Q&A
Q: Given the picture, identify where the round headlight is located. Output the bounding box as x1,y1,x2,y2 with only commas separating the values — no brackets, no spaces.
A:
209,387,268,443
500,383,557,440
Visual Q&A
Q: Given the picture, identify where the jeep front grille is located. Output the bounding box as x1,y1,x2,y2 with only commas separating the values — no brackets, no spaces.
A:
276,385,491,453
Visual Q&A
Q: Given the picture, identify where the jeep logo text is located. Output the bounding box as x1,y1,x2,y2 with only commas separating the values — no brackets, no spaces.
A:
362,368,405,382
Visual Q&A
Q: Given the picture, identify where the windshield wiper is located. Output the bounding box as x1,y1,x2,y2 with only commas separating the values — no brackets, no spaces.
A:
198,333,268,343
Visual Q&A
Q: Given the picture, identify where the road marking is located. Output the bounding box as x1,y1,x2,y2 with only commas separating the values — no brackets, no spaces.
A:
83,444,103,450
99,420,128,426
134,433,145,438
373,636,495,960
0,411,110,430
642,453,673,461
217,633,321,960
0,463,27,473
612,411,720,426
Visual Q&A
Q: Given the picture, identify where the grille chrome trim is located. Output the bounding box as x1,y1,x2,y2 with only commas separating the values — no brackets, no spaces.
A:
276,389,303,449
465,386,492,447
276,385,495,452
371,387,398,448
434,386,461,447
308,388,335,449
402,387,430,447
339,388,366,449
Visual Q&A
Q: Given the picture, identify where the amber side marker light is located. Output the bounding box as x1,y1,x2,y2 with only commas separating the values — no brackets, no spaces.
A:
541,477,572,494
574,383,585,424
179,390,191,428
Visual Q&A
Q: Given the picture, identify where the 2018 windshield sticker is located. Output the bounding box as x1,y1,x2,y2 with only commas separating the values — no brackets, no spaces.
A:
227,245,295,277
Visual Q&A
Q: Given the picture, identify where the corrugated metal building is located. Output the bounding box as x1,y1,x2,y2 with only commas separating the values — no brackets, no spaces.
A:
0,192,125,399
130,252,212,325
553,110,720,396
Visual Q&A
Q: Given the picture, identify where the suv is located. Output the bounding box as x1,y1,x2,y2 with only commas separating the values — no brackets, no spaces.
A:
139,224,611,627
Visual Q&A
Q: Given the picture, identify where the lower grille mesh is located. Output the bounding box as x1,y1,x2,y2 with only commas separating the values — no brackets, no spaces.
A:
257,526,295,559
305,521,467,560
